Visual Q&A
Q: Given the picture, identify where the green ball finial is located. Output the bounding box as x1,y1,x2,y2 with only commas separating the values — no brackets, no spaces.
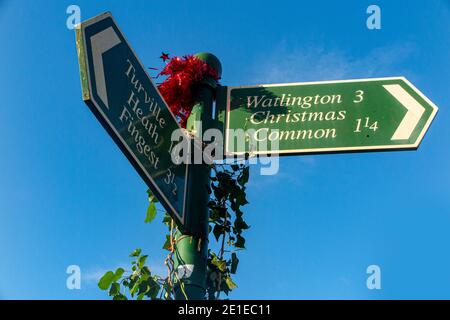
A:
194,52,222,78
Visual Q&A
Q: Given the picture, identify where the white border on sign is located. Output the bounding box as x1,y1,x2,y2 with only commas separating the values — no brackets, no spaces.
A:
224,77,438,156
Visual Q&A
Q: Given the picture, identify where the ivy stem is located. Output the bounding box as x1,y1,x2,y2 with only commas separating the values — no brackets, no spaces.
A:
215,197,228,300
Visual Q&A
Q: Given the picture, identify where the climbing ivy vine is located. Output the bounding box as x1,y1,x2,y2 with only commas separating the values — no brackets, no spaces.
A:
98,157,250,300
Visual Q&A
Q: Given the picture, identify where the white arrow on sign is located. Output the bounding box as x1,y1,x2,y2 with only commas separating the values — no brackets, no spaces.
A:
383,84,425,141
90,27,121,109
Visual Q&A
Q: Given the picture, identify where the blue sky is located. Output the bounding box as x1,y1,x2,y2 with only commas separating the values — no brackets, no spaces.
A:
0,0,449,299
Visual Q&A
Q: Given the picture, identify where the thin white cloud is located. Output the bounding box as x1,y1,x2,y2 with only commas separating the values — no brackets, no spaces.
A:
249,40,417,85
247,156,317,191
83,268,109,283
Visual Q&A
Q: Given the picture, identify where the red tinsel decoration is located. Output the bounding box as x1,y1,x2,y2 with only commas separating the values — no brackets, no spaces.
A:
157,54,220,128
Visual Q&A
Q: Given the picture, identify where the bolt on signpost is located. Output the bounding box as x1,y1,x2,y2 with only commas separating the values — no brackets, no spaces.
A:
173,53,222,300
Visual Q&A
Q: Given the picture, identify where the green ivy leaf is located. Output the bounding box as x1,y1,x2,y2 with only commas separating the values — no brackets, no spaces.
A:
235,234,246,249
98,271,115,290
230,253,239,274
225,276,237,290
213,185,226,200
147,189,159,203
212,224,225,242
141,266,151,276
162,213,172,226
113,293,127,300
146,278,160,299
145,201,157,223
137,255,148,269
137,292,146,300
234,216,250,231
231,164,239,171
138,281,150,298
237,167,249,186
113,267,125,281
162,235,171,251
130,248,142,257
236,189,249,206
130,279,140,297
109,282,120,296
212,255,227,272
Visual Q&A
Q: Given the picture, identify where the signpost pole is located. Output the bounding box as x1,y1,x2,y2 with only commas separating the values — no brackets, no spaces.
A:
173,53,222,300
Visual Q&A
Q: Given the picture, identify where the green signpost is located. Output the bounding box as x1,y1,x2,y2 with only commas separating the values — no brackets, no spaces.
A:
75,12,188,228
219,77,438,156
75,12,439,301
76,12,221,300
